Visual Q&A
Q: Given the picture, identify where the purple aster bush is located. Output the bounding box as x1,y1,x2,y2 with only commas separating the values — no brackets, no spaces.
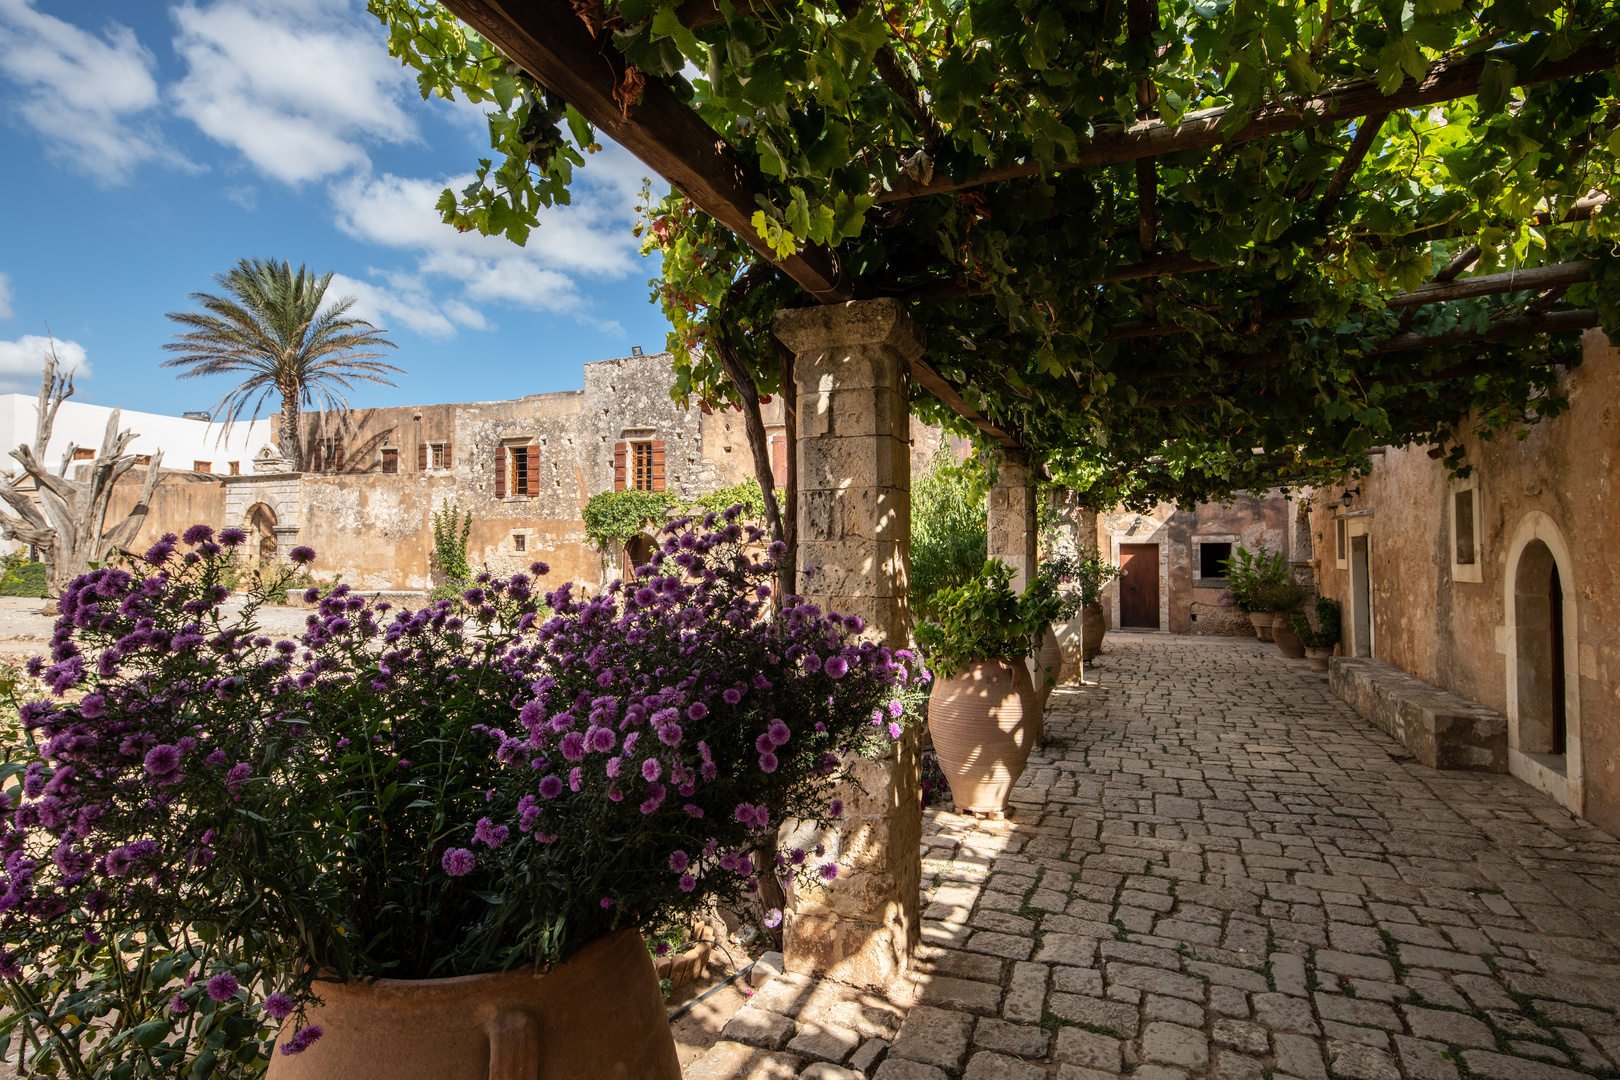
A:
0,508,912,1076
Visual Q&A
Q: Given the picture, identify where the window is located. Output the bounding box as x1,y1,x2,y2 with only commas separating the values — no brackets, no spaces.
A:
73,448,94,461
1198,542,1232,579
1450,480,1483,583
513,534,527,552
431,443,445,469
1335,517,1349,570
381,448,399,474
194,461,212,473
510,446,530,496
632,442,654,491
321,438,339,471
228,461,240,475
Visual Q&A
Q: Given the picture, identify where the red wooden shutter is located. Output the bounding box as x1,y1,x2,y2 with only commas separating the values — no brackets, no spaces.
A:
419,442,428,470
334,440,344,472
494,445,507,497
614,442,627,491
770,434,785,488
443,438,452,469
651,440,666,492
527,441,540,496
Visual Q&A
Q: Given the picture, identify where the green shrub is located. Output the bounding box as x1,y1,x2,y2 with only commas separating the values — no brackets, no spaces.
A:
1293,597,1343,648
0,560,47,597
432,499,473,582
911,449,987,615
1223,545,1290,612
914,561,1063,678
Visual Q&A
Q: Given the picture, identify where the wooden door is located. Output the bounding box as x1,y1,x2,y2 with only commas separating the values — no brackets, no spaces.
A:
1119,544,1160,628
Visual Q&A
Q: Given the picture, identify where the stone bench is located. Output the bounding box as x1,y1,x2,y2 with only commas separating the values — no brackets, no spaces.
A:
1329,657,1508,771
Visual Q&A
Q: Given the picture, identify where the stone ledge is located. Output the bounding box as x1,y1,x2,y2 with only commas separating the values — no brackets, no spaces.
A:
1328,657,1507,771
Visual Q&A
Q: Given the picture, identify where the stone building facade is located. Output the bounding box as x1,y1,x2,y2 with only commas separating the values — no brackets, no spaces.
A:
1306,329,1620,834
1090,492,1307,635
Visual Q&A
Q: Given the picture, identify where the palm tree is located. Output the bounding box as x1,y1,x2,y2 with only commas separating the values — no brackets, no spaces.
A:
163,259,401,467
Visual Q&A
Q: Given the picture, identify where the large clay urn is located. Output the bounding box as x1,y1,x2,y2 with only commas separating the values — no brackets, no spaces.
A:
1248,611,1274,641
1271,615,1306,658
1033,627,1063,723
1080,603,1106,662
928,659,1036,815
267,929,680,1080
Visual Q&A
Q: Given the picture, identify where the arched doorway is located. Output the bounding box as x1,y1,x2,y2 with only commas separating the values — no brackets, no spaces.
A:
1504,512,1581,814
246,503,278,565
625,533,656,572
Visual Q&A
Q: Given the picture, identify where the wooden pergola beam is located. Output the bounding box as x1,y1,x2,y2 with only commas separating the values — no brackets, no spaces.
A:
1382,260,1591,308
440,0,849,304
876,43,1617,202
909,360,1020,447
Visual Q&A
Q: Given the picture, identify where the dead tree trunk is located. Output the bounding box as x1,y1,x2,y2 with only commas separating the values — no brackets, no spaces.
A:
0,353,168,597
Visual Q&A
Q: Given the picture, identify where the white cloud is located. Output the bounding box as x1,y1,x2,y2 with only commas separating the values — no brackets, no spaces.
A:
170,0,417,185
327,271,485,340
0,335,91,392
326,142,653,335
0,275,12,320
0,0,168,181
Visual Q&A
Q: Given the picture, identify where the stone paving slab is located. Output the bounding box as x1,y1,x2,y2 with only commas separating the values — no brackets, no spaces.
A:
685,633,1620,1079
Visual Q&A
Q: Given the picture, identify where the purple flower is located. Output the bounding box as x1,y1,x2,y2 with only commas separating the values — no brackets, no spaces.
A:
473,817,510,848
824,656,848,679
764,908,783,928
206,972,240,1001
280,1025,324,1056
686,702,708,720
143,744,181,777
539,775,564,799
758,752,778,773
642,758,662,783
600,896,613,909
829,799,843,818
264,992,295,1020
586,726,616,753
170,994,189,1014
442,848,476,876
559,731,586,761
722,688,742,705
767,719,791,746
289,546,316,566
888,699,904,718
889,722,903,739
820,864,839,881
669,850,689,872
218,527,247,547
802,565,817,580
182,524,214,545
679,874,696,892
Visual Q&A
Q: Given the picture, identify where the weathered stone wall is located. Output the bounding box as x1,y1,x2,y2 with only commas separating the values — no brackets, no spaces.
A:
104,470,227,553
1306,329,1620,833
1098,493,1292,633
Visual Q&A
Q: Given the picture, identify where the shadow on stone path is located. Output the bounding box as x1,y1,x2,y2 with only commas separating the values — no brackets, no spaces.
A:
687,631,1620,1080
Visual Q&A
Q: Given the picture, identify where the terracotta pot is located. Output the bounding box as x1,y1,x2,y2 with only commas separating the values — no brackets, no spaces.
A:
267,929,681,1080
1304,646,1333,673
1248,611,1274,641
1034,627,1063,722
928,659,1036,815
1271,616,1305,658
653,918,716,992
1080,603,1106,662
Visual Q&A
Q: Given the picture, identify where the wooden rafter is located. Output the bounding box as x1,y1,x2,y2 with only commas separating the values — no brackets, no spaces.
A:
909,360,1020,447
876,43,1618,202
440,0,850,303
1312,111,1390,224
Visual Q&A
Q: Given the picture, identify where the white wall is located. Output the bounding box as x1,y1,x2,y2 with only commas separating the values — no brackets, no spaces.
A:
0,395,277,476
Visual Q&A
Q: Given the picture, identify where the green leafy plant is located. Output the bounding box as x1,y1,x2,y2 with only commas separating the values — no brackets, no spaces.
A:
1293,597,1343,649
1040,552,1123,620
914,561,1063,679
691,478,767,521
1257,579,1311,615
1223,546,1291,613
582,489,676,549
431,498,473,583
911,449,988,615
0,556,46,598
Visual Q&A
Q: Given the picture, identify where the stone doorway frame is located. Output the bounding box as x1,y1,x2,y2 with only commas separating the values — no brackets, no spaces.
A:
1108,519,1170,632
1503,511,1583,815
1345,513,1374,657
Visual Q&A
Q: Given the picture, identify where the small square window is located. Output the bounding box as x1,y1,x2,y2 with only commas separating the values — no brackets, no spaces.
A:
431,443,445,469
1198,542,1231,579
513,534,527,552
381,448,399,474
228,461,240,475
73,448,94,460
194,460,212,473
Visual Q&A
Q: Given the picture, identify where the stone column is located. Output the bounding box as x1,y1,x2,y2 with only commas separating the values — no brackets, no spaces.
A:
772,297,922,989
988,448,1038,591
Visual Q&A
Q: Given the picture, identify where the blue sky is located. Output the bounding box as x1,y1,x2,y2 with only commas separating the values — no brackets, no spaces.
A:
0,0,674,416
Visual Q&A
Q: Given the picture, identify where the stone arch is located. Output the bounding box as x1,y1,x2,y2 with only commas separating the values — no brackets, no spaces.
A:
244,502,278,564
1503,511,1582,813
625,532,657,568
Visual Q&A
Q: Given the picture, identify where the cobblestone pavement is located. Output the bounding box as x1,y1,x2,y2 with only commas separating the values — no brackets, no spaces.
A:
687,631,1620,1080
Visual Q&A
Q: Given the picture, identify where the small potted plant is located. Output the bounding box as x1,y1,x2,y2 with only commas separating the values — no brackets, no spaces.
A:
0,513,913,1079
1224,545,1290,640
914,561,1061,815
1261,580,1312,658
1294,596,1343,672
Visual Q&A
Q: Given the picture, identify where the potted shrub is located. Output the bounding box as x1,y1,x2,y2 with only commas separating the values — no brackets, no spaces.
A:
1294,597,1344,672
0,514,914,1079
1225,546,1290,640
1260,580,1311,659
914,561,1061,815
